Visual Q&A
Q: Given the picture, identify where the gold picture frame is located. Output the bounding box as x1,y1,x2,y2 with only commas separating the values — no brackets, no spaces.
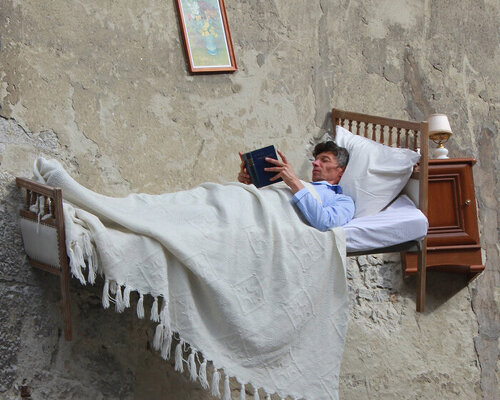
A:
176,0,237,73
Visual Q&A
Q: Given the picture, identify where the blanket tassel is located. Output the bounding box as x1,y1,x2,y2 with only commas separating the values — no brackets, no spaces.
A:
174,340,184,373
223,374,231,400
137,293,145,319
109,281,117,295
198,359,209,390
187,350,198,381
84,237,97,285
68,245,86,285
102,279,110,309
253,385,260,400
153,323,164,351
115,285,125,313
211,370,221,398
240,383,245,400
159,301,170,332
82,231,92,256
82,232,96,284
158,302,171,360
123,286,131,308
86,253,96,285
151,297,159,322
161,329,172,360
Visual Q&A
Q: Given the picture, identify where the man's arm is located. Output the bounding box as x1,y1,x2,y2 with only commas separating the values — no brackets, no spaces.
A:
293,189,354,231
267,150,353,230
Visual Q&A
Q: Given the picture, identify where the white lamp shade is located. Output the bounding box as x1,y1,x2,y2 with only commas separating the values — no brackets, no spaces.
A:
428,114,452,134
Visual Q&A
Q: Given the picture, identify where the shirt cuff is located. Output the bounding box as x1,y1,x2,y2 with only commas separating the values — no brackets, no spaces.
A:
292,187,310,203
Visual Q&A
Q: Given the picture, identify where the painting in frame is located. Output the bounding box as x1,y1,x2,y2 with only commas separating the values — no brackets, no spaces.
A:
176,0,237,73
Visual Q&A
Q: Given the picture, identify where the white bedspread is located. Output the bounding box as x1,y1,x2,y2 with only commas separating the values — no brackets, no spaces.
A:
34,158,349,400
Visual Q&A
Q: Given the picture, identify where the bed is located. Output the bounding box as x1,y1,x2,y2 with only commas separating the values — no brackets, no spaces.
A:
15,109,429,344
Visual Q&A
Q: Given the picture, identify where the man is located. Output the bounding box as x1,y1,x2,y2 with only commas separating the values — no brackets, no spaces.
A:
238,141,355,231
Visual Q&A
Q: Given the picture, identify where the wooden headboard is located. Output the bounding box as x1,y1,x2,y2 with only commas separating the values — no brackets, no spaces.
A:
332,108,429,312
331,108,429,213
332,108,424,150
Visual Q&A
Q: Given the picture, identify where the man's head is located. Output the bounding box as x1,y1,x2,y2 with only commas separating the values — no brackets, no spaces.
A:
311,141,349,185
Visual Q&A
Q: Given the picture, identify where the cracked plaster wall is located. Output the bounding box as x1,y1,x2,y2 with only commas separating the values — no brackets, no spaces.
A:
0,1,498,399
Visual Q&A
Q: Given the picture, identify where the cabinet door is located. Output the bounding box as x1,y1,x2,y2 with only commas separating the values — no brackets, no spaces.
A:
427,162,480,247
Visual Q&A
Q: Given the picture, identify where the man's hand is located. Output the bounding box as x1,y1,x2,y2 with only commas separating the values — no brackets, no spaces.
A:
265,149,304,194
237,152,251,185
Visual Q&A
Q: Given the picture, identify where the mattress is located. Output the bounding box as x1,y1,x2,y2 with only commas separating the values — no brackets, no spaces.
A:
344,194,428,253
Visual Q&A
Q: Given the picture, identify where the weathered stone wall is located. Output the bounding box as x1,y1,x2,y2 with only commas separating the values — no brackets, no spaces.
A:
1,1,498,399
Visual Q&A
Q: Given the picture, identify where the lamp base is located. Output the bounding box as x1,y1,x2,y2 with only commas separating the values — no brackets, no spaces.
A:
434,146,449,159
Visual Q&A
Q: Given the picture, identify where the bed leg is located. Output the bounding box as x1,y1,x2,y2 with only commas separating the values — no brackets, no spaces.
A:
54,187,73,341
59,263,73,341
416,238,427,312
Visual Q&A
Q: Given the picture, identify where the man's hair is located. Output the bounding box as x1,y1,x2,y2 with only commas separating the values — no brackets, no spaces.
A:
313,141,349,168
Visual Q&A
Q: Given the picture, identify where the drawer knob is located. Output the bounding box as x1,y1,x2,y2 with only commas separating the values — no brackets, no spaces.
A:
464,199,471,206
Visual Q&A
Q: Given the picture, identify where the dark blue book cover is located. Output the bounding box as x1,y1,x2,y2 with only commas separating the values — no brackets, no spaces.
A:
242,145,283,188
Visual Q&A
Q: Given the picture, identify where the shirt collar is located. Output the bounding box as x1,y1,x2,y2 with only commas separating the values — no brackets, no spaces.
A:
310,181,343,194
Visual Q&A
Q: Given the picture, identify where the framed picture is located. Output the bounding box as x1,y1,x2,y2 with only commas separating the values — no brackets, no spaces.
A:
176,0,237,73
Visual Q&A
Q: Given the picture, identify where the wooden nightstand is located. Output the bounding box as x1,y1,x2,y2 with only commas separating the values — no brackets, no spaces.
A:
402,158,484,280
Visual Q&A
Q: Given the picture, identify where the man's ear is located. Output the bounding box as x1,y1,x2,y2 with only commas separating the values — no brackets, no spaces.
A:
338,167,346,178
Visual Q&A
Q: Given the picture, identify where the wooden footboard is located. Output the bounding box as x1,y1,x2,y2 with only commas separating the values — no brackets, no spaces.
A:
16,177,72,341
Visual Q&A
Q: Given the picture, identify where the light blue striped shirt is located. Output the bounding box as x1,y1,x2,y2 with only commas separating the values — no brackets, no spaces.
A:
292,181,355,231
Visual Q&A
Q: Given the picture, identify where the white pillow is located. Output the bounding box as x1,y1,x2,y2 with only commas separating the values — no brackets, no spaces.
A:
335,125,420,218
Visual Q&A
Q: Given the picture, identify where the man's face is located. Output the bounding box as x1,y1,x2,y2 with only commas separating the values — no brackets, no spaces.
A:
311,152,345,184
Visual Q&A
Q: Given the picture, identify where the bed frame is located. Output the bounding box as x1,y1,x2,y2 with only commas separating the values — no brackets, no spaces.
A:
332,108,429,313
16,177,72,341
15,109,429,341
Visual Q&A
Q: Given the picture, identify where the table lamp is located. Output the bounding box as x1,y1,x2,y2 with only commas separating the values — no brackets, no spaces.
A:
428,114,453,159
